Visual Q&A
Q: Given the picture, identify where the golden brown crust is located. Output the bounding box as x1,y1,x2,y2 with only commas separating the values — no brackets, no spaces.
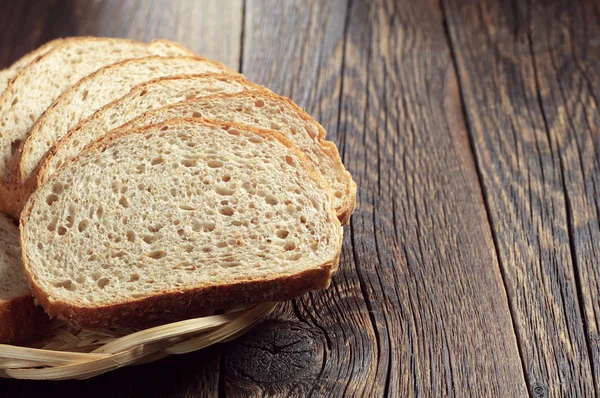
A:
21,118,342,328
27,266,334,329
9,55,237,185
0,295,47,343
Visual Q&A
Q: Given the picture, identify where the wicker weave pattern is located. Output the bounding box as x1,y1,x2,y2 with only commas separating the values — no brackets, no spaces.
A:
0,302,276,380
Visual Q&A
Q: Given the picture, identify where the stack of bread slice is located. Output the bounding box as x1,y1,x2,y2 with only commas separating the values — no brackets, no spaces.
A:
0,37,355,341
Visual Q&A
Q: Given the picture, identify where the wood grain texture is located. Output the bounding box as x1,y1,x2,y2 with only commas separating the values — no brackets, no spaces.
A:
0,0,242,70
337,0,527,395
443,0,599,396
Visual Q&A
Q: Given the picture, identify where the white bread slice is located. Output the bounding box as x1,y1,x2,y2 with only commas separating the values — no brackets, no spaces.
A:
5,74,264,218
12,55,233,185
116,91,356,224
0,39,63,94
0,214,45,342
0,37,193,187
21,118,342,328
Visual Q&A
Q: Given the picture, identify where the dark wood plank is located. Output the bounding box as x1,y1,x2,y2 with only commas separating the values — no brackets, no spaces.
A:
442,0,600,396
237,0,528,395
0,0,243,70
0,0,242,396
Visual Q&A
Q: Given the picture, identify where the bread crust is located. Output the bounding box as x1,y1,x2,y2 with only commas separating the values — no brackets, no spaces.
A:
10,55,236,185
21,118,343,328
0,294,47,343
0,214,47,343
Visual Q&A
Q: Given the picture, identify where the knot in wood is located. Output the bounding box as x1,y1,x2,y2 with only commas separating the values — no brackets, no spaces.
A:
224,320,324,384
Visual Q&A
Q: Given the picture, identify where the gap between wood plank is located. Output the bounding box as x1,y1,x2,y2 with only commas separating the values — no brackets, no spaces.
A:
238,0,246,73
437,1,532,396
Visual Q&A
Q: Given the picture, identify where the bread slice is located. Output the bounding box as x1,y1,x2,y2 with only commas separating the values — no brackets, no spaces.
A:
0,39,63,94
21,118,342,328
0,214,45,343
7,74,264,218
115,91,356,224
12,55,233,185
0,37,192,188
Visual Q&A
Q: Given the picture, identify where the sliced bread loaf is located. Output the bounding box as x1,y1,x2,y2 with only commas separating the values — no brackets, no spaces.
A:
21,118,342,328
12,55,233,185
0,214,44,343
7,74,264,217
115,91,356,224
0,39,63,94
0,37,192,188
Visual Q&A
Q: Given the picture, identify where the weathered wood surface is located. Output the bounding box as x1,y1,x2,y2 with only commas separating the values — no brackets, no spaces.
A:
1,0,599,396
443,0,600,396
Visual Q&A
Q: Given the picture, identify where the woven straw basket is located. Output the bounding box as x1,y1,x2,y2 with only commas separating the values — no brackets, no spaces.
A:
0,302,277,380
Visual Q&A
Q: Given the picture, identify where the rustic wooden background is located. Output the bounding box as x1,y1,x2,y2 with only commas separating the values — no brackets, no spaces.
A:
1,0,599,396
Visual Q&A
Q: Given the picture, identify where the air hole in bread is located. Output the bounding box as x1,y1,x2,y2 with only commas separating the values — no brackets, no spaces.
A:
334,191,343,198
285,156,295,166
277,230,289,239
97,278,110,289
216,241,227,248
37,242,44,250
255,99,265,107
184,245,194,253
111,251,127,258
270,122,281,130
52,183,64,194
146,250,167,260
216,186,235,196
181,159,197,167
265,195,278,205
78,219,89,232
222,174,231,182
284,241,296,251
220,206,234,216
142,235,158,244
207,160,223,168
192,111,202,118
96,206,104,219
161,125,169,131
300,216,307,223
151,157,164,166
54,280,75,290
139,89,148,97
48,218,58,232
248,136,262,144
46,193,59,206
177,229,184,236
119,196,129,208
179,204,195,211
127,231,136,243
81,89,89,101
288,253,302,261
129,274,139,282
148,224,162,233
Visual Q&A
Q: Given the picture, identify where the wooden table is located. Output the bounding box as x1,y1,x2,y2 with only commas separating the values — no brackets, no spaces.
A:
1,0,599,396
